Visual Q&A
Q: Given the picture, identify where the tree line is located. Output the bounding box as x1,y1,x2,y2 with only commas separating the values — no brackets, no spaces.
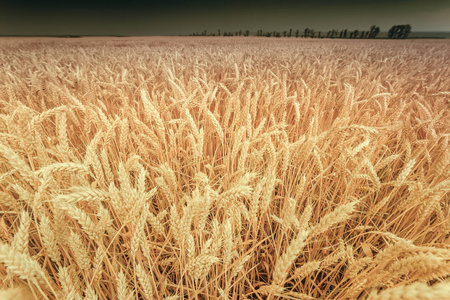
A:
190,24,411,39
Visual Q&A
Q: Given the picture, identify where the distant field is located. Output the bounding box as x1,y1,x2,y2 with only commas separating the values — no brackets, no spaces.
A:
0,37,449,299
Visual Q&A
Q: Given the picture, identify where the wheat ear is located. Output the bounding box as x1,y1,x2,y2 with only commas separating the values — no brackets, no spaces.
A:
12,211,31,254
0,242,48,284
310,200,360,237
272,230,310,286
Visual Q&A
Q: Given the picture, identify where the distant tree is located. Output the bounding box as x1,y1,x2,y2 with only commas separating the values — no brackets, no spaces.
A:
318,31,321,38
218,29,221,36
244,30,250,36
388,24,411,39
332,29,339,38
368,25,380,38
276,32,281,37
404,24,412,38
339,30,343,38
288,29,292,37
388,26,397,38
239,30,243,36
327,29,338,38
352,30,359,38
295,29,299,38
304,28,311,38
283,31,287,37
343,29,348,38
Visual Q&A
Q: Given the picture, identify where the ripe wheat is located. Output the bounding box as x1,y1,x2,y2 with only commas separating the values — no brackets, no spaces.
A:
0,37,449,299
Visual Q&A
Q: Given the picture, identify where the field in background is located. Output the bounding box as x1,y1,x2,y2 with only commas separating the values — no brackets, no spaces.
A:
0,37,449,299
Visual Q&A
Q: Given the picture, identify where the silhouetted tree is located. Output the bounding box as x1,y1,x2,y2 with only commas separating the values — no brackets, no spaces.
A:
343,29,348,38
332,29,339,38
406,25,411,38
388,25,398,38
327,29,338,38
368,25,380,38
404,24,412,38
389,25,398,38
295,29,299,38
288,29,292,37
244,30,250,36
304,28,311,38
283,31,287,37
276,32,281,37
352,30,359,38
388,24,411,39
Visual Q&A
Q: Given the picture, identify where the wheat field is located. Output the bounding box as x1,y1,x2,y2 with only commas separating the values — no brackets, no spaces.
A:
0,37,449,299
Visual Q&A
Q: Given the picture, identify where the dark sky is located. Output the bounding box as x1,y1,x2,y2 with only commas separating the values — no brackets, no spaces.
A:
1,0,449,35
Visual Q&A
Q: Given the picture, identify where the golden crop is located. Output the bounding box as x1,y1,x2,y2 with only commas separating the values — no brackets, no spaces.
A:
0,37,449,299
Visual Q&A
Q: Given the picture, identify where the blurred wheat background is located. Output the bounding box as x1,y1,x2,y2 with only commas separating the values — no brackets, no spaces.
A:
0,37,449,299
